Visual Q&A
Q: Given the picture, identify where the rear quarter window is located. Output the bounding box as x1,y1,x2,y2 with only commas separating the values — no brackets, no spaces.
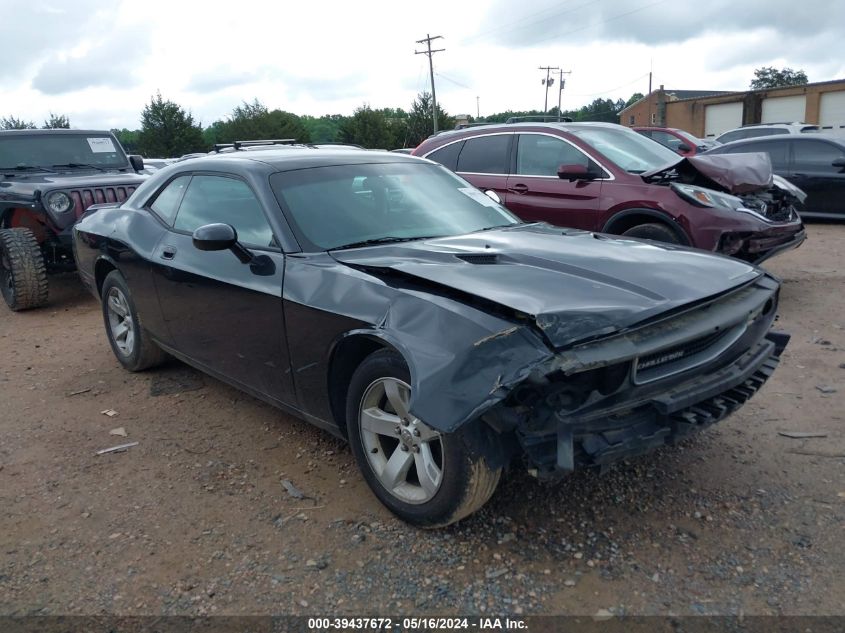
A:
426,141,464,171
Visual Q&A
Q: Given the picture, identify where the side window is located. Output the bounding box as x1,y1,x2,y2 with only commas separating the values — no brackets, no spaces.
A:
717,130,742,143
426,141,463,171
456,135,510,174
735,141,790,171
516,134,590,177
173,175,276,248
149,175,190,224
793,140,845,173
651,131,683,151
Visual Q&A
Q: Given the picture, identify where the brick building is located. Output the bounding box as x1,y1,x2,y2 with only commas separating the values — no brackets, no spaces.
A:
619,79,845,138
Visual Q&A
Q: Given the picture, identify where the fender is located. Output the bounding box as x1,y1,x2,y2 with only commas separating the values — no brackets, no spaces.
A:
602,207,691,246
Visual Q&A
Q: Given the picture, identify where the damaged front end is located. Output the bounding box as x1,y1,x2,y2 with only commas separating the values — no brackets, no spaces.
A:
479,273,787,479
643,153,806,263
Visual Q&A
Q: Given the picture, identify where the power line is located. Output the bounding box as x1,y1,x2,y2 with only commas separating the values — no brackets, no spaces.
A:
565,73,651,97
415,34,445,133
435,71,473,91
527,0,672,46
462,0,600,45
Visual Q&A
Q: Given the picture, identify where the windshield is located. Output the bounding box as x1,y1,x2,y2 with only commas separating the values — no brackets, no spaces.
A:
0,133,129,171
270,162,519,251
570,126,681,173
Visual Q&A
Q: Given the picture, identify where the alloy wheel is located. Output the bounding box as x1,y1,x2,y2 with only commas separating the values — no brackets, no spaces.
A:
358,377,443,504
106,287,135,356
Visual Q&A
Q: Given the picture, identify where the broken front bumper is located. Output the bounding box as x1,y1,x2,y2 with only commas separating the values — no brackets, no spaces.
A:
519,330,789,479
720,225,806,265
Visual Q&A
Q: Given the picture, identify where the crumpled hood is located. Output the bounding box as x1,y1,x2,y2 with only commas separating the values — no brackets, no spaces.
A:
331,224,761,348
641,153,774,194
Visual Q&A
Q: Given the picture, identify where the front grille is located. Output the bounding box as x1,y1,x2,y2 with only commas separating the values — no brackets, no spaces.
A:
68,186,137,219
636,330,726,372
633,323,746,385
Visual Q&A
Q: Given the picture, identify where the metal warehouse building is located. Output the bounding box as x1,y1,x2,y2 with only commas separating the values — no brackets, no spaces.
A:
619,78,845,138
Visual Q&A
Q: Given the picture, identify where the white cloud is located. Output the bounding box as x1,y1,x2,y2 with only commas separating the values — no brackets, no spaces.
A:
2,0,844,129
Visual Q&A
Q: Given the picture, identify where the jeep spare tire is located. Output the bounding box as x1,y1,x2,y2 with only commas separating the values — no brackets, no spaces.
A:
0,227,49,311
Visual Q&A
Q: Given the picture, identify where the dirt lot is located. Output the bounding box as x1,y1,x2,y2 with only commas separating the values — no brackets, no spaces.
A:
1,225,843,618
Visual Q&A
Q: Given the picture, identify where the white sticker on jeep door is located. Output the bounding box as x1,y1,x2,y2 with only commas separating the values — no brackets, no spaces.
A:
87,137,116,153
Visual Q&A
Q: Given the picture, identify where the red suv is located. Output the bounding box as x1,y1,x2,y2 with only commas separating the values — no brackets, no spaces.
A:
413,122,805,264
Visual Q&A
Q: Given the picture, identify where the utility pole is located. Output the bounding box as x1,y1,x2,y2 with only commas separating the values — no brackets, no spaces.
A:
539,66,559,113
476,96,480,119
416,34,445,133
647,59,653,125
556,69,572,121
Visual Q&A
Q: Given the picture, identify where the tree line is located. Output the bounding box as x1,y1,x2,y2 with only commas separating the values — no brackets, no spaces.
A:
1,66,809,158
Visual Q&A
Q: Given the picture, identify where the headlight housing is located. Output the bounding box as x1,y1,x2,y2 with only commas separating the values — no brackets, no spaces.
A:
46,191,73,215
670,183,768,221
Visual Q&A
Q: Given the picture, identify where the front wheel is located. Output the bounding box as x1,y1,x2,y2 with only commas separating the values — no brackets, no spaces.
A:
0,228,49,311
346,349,501,527
621,222,682,245
101,270,167,371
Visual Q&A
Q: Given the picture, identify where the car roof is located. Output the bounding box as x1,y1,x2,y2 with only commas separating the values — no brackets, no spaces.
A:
427,121,627,142
714,133,845,148
0,129,114,136
174,148,428,172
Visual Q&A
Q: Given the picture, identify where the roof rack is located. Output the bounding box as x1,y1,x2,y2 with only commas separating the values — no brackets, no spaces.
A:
505,115,574,123
453,122,498,130
212,139,298,153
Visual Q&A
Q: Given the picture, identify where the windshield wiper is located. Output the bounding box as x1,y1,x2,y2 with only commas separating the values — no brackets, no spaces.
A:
331,235,441,251
2,165,57,174
52,163,108,172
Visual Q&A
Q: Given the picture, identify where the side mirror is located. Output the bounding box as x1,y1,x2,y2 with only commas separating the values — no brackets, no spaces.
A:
557,164,590,181
832,157,845,171
193,223,258,265
483,189,501,204
193,223,238,251
676,143,692,153
128,155,144,172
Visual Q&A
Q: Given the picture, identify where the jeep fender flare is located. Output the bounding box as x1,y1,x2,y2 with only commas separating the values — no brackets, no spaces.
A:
601,208,691,246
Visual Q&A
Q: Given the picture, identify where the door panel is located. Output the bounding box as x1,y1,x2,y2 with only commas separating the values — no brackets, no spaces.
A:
151,174,295,405
788,140,845,215
454,134,512,204
505,133,603,229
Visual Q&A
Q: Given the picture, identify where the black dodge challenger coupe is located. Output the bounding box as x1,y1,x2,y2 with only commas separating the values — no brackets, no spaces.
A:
73,147,789,527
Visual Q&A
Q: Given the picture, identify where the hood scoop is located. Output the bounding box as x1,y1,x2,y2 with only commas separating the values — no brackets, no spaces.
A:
456,253,500,265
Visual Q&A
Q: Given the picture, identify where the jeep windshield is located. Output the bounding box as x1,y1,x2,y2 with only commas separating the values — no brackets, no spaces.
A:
0,133,129,171
271,162,519,251
570,126,682,174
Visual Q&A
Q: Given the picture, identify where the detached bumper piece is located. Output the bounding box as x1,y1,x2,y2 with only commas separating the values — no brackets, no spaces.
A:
523,331,789,479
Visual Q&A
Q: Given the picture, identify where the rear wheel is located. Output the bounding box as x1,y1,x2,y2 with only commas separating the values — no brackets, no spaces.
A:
621,222,682,245
101,270,167,371
346,349,501,527
0,227,49,311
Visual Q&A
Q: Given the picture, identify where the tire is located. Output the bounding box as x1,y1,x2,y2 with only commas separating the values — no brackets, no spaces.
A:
621,222,682,245
346,349,501,528
100,270,167,372
0,228,49,311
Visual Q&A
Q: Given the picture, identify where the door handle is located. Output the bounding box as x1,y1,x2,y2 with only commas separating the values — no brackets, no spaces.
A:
509,183,529,194
161,246,177,260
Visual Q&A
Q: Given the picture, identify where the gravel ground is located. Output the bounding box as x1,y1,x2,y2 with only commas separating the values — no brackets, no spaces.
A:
1,224,843,617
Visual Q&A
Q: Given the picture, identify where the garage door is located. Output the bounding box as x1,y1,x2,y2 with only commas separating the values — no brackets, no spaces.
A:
761,95,806,123
704,102,743,138
819,91,845,135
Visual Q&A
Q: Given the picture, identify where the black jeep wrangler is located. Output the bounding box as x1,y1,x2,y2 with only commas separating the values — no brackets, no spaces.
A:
0,129,147,310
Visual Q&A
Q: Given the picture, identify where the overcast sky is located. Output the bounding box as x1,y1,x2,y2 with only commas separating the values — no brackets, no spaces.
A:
2,0,844,129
